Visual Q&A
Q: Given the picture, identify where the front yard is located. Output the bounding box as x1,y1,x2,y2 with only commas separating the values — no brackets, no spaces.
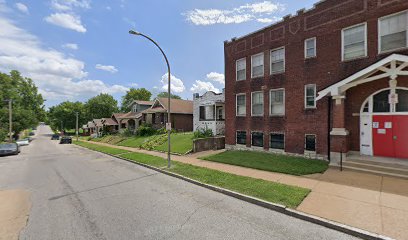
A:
74,141,310,208
153,133,194,154
200,151,329,176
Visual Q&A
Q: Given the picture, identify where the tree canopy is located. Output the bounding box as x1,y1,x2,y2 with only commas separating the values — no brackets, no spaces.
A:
48,101,85,131
156,92,181,99
84,93,119,120
121,88,152,112
0,70,46,140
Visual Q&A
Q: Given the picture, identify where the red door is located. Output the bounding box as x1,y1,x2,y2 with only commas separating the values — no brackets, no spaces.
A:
372,115,395,158
394,116,408,159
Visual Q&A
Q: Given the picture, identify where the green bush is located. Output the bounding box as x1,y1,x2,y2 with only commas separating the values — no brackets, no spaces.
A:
137,124,156,136
193,127,213,139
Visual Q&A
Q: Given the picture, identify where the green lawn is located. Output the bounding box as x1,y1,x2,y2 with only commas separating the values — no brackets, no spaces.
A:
117,135,153,148
76,142,310,208
200,151,329,176
91,135,126,145
74,141,129,155
154,133,194,154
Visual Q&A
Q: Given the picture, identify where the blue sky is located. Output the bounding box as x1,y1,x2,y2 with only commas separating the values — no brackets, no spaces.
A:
0,0,316,108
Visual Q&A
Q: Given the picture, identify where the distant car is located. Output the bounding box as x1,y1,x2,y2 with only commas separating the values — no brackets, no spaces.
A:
16,139,30,146
29,132,35,136
59,136,72,144
26,137,33,142
0,143,20,156
32,127,37,130
51,134,60,140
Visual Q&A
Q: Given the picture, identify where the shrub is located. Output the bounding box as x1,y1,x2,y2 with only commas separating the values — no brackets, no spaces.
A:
193,127,213,139
137,124,156,136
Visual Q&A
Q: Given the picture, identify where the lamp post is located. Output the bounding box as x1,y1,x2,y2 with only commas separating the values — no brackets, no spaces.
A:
129,30,172,168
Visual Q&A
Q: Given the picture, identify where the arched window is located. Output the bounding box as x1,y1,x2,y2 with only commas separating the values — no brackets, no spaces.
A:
396,89,408,112
373,90,390,113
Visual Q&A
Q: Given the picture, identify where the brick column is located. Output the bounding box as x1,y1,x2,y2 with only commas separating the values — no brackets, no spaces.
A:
330,96,349,166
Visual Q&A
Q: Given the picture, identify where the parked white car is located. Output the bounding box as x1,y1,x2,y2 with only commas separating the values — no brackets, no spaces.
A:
16,139,30,146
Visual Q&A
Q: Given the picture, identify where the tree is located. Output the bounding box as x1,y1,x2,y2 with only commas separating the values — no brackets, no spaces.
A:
0,70,46,140
156,92,181,99
84,93,119,120
48,101,85,131
121,88,152,112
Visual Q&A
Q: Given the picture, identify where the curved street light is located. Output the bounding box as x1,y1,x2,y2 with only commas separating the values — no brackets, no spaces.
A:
129,30,172,168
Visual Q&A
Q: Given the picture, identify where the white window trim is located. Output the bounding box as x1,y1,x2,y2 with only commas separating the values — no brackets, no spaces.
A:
270,47,285,74
251,91,264,116
269,88,285,116
305,84,317,109
236,58,246,81
270,132,285,150
378,10,408,54
251,52,264,78
236,93,246,117
304,37,317,59
236,130,247,145
305,134,317,152
341,22,368,61
251,131,264,147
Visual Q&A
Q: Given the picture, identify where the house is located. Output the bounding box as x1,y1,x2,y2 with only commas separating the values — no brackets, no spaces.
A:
111,100,154,133
224,0,408,167
193,91,225,135
84,121,96,135
101,118,119,133
92,119,103,137
142,98,193,132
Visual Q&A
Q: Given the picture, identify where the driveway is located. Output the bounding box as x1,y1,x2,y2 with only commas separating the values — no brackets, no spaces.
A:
0,125,358,240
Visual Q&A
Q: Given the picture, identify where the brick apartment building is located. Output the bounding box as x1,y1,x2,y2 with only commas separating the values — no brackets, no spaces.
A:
224,0,408,164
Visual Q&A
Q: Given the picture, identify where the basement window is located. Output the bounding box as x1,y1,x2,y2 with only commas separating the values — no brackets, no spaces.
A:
252,132,264,147
236,131,247,145
270,133,284,150
305,135,316,152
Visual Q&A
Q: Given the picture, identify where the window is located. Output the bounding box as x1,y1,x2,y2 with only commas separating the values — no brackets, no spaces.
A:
396,89,408,112
270,133,284,150
305,135,316,151
342,23,367,60
251,53,264,78
251,92,264,116
236,58,246,81
152,113,156,124
270,89,285,115
379,11,408,53
236,131,246,145
305,84,316,108
236,94,246,116
270,47,285,74
199,106,206,120
373,90,390,113
305,38,316,58
252,132,264,147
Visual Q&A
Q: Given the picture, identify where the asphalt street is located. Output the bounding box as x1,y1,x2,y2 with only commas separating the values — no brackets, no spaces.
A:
0,125,359,240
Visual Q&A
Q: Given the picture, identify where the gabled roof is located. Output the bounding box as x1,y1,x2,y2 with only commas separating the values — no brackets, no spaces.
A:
112,112,141,120
155,98,193,114
93,119,103,127
317,54,408,101
127,100,154,108
87,121,95,128
102,118,118,126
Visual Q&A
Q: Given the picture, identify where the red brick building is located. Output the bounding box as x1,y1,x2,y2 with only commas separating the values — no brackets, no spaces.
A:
224,0,408,165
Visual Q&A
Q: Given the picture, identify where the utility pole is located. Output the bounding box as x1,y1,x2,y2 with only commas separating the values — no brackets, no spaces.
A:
75,112,79,141
8,99,12,143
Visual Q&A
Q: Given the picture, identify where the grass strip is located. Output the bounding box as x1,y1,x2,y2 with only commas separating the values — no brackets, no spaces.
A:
74,141,129,155
200,150,329,176
77,142,310,208
154,133,194,154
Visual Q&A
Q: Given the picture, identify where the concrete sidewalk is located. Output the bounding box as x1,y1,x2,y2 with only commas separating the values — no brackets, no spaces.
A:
82,140,408,239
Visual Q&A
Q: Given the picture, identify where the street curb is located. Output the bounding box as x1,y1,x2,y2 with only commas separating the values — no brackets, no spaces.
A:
74,144,393,240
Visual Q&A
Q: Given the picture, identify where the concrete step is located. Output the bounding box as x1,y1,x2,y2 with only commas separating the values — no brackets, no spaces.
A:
346,158,408,169
342,161,408,179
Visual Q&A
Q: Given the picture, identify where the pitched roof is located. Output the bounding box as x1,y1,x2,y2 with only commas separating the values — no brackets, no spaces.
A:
156,98,193,114
127,100,154,108
87,121,95,128
102,118,118,126
93,119,103,127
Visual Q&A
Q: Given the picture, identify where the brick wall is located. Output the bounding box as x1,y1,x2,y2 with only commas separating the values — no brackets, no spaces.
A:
224,0,408,156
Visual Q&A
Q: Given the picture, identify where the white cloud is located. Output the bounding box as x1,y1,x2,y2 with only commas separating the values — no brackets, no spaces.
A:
0,15,128,104
184,1,284,25
51,0,91,11
190,80,220,94
257,17,281,23
206,72,224,85
45,13,86,33
15,3,29,14
160,73,185,93
128,83,138,87
62,43,78,50
95,64,118,73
